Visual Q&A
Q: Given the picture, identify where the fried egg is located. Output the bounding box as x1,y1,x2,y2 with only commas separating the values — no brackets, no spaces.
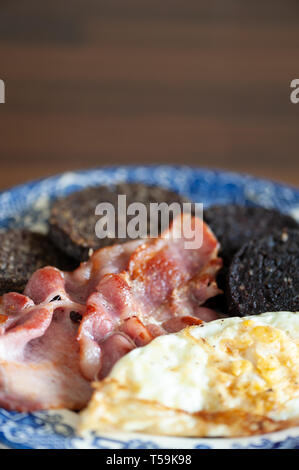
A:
79,312,299,437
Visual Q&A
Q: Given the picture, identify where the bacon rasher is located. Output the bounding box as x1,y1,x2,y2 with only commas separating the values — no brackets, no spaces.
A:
78,215,222,380
0,292,91,411
0,214,222,411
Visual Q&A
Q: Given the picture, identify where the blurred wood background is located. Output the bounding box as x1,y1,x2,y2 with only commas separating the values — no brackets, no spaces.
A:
0,0,298,190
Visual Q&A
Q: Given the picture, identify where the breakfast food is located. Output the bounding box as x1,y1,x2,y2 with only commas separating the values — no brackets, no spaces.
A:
227,228,299,316
203,205,299,267
78,214,222,380
49,183,190,261
0,291,92,411
203,205,299,311
0,214,222,411
0,230,77,295
79,311,299,437
1,173,299,442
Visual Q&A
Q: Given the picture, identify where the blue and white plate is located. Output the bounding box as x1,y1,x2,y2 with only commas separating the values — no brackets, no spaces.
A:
0,165,299,449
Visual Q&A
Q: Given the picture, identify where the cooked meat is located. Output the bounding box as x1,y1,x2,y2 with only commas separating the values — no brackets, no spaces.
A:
49,183,190,261
0,230,77,295
78,214,222,380
203,204,298,267
203,205,299,312
0,291,91,411
0,214,222,411
227,228,299,316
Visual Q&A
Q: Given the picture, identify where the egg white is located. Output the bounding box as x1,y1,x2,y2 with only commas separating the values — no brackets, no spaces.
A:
79,312,299,437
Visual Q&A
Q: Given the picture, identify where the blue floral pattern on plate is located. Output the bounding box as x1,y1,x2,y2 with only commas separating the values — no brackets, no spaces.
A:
0,165,299,449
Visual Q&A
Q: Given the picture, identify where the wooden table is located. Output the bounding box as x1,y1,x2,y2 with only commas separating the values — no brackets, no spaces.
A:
0,0,298,190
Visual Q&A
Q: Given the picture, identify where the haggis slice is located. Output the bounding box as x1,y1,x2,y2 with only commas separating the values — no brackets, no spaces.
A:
227,228,299,316
49,183,190,261
0,230,77,295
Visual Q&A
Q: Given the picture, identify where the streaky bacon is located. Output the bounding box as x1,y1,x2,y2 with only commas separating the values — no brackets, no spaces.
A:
0,292,91,411
78,215,222,380
25,240,144,305
97,333,136,380
64,239,145,304
0,214,222,411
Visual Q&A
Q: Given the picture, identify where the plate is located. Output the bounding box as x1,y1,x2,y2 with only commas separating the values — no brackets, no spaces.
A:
0,165,299,449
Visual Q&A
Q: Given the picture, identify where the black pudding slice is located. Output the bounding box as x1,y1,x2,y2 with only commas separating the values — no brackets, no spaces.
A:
0,230,77,295
49,183,190,261
227,228,299,316
203,205,298,312
203,205,299,267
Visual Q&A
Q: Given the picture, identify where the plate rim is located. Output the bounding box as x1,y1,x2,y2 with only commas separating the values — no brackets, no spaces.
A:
1,164,299,196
